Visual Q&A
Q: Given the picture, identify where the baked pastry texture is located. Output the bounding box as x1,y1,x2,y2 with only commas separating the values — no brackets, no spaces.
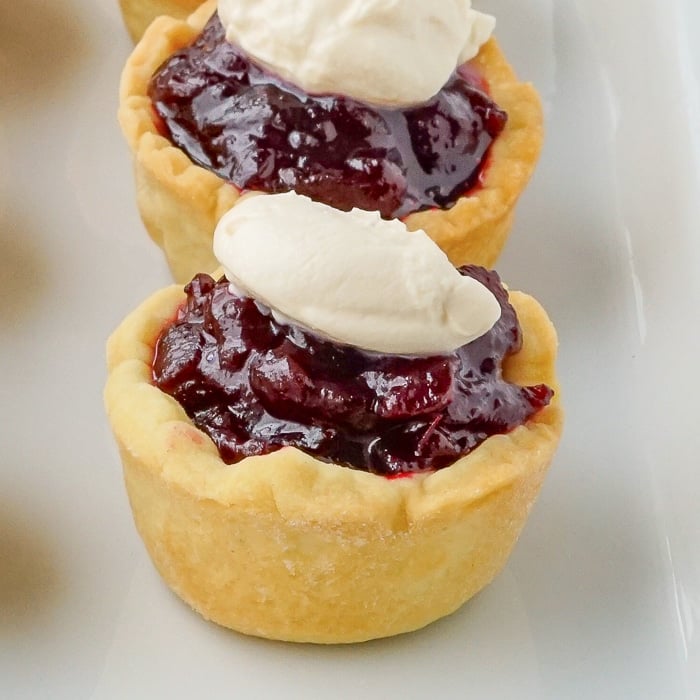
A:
119,0,204,42
104,283,562,643
118,0,544,283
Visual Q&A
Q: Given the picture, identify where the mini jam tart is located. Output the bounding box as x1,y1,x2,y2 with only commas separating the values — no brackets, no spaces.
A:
104,272,562,643
152,266,552,475
119,0,543,282
119,0,204,42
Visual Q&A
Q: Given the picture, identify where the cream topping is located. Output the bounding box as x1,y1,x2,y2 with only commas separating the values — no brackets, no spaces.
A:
216,0,495,107
213,192,501,355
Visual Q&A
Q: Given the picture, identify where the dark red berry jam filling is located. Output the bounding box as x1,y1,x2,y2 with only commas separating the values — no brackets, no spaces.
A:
148,14,507,219
152,266,552,476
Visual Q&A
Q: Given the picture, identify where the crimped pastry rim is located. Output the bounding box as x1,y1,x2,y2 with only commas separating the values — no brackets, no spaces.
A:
118,0,544,264
104,282,563,531
119,0,205,42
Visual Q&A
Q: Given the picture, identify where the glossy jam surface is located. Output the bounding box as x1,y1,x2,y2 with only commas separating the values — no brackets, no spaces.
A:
148,14,507,219
152,267,552,475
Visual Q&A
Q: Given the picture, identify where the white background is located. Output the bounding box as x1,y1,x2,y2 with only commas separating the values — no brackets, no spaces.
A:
1,0,699,697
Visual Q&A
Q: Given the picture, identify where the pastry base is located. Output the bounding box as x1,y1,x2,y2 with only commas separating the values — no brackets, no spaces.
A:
119,0,544,283
104,285,563,644
119,0,204,42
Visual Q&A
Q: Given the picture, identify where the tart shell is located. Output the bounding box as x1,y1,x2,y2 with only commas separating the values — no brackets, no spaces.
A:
119,0,204,42
104,284,563,644
118,0,544,283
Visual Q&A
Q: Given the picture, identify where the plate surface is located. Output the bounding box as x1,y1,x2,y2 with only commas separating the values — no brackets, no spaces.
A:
1,0,699,698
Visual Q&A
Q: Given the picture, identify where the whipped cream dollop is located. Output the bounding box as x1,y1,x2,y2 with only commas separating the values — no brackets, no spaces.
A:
216,0,495,107
213,192,501,355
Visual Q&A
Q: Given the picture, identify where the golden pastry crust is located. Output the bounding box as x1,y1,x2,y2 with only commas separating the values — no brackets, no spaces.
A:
104,284,563,644
119,0,204,42
119,0,544,283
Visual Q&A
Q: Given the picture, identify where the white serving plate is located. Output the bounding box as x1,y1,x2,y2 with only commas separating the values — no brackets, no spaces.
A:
1,0,698,697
